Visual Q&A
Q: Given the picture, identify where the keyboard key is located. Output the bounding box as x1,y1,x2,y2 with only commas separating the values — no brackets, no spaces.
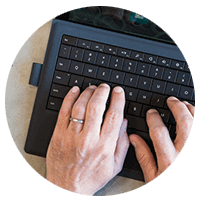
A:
62,35,78,46
117,48,131,58
96,67,111,81
136,62,150,76
137,91,152,104
77,39,91,49
184,63,190,72
151,80,166,94
130,51,144,61
91,42,104,52
165,83,180,97
69,74,84,87
96,53,110,67
53,71,70,86
126,114,148,132
149,65,164,79
125,87,138,101
163,68,178,82
104,45,118,55
141,105,152,117
82,78,98,89
124,73,138,87
157,57,171,67
179,86,194,100
69,61,84,75
109,56,124,70
137,77,152,90
70,47,84,61
127,102,142,116
59,44,71,58
123,59,137,73
83,50,97,64
47,97,63,111
176,71,191,85
110,70,125,84
150,93,166,107
144,54,158,64
157,108,170,123
83,64,98,78
50,84,70,98
171,60,185,70
56,58,70,72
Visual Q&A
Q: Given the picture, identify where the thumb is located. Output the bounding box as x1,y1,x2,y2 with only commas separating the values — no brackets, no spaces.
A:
129,134,158,183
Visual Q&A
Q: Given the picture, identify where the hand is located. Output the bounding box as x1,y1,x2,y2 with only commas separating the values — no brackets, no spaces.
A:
129,96,194,183
46,84,129,195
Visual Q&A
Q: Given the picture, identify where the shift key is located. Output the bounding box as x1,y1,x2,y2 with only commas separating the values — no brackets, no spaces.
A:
125,114,149,132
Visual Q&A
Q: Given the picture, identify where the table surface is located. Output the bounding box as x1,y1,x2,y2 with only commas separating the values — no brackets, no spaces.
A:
5,19,144,196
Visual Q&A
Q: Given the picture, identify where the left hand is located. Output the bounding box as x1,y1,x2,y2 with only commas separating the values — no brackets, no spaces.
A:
46,84,129,195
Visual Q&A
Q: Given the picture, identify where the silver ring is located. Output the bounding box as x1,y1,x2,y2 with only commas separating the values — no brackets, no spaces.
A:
70,117,84,124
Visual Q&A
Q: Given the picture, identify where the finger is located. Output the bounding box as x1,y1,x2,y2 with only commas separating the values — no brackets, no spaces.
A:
167,97,193,151
56,86,80,130
146,109,177,170
101,86,125,142
114,119,129,174
83,83,110,137
129,134,157,183
182,101,195,117
68,85,96,134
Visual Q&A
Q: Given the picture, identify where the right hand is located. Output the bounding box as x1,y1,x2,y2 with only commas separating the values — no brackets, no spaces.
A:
129,97,194,183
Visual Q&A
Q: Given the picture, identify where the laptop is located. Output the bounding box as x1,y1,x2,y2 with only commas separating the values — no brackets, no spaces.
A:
24,7,195,182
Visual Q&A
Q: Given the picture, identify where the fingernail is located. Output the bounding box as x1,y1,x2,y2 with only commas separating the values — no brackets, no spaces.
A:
129,137,137,148
147,109,158,114
183,101,189,105
132,141,137,148
99,83,110,88
89,85,97,90
71,86,79,93
168,96,178,101
113,86,123,93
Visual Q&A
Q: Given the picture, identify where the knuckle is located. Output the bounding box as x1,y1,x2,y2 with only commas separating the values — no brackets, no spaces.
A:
169,99,183,109
178,115,193,131
72,102,86,115
150,125,167,138
106,108,121,121
88,101,105,115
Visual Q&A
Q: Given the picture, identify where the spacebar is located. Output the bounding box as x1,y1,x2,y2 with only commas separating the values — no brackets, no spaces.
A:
126,114,148,132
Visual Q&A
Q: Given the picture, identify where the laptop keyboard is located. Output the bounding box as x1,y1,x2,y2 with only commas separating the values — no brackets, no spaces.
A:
47,35,195,142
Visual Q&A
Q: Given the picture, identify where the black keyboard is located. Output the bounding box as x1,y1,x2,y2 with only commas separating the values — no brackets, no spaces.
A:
47,34,194,149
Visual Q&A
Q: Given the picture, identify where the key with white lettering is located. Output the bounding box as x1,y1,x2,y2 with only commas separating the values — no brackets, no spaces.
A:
125,87,138,101
50,84,70,98
53,70,70,86
110,70,124,84
69,61,84,75
179,86,194,100
83,64,98,78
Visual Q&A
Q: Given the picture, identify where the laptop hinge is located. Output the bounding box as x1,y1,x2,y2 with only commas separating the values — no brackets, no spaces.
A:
29,62,43,86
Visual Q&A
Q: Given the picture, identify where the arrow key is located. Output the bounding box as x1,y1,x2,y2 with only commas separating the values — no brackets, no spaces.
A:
69,74,84,88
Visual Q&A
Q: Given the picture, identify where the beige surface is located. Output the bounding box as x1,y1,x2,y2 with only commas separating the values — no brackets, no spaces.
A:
5,19,144,195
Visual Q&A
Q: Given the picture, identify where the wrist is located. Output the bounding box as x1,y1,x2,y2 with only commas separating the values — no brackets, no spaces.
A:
46,174,94,195
65,182,96,195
